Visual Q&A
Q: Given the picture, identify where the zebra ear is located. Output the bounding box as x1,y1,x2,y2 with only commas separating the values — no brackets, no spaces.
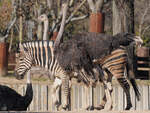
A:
19,43,26,54
19,43,23,51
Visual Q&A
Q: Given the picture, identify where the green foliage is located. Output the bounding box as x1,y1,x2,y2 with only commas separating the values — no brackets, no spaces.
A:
142,35,150,47
135,31,150,47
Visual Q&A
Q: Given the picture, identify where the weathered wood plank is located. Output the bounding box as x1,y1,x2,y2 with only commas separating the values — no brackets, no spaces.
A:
1,111,150,113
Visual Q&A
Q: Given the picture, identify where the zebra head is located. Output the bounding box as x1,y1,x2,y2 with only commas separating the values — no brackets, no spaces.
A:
15,45,33,80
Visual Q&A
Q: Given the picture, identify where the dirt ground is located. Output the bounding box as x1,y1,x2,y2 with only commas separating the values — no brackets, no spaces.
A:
0,75,52,85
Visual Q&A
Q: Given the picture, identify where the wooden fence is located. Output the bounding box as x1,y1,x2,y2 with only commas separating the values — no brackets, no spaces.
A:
136,47,150,79
1,111,150,113
1,81,150,112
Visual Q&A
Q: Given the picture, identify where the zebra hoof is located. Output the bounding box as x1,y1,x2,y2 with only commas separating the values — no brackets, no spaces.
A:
58,104,70,111
125,104,132,110
55,101,61,110
86,106,94,110
94,105,104,110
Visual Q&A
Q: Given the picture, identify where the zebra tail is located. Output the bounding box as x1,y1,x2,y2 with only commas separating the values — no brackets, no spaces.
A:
130,78,141,101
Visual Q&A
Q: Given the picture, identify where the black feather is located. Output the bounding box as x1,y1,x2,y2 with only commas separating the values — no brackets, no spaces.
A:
0,83,33,111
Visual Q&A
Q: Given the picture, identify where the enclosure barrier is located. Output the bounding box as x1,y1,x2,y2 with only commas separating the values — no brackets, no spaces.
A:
0,111,150,113
136,47,150,79
1,81,150,112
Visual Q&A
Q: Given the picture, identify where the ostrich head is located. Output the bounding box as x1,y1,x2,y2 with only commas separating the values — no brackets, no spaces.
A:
38,14,48,22
114,33,143,47
38,14,49,40
134,35,143,47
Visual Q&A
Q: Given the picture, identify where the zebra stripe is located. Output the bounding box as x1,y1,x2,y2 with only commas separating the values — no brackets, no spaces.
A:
97,47,127,78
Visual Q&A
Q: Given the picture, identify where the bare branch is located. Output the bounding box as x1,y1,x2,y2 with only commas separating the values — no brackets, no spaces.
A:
66,0,87,24
69,0,74,7
51,10,63,34
139,1,150,36
70,15,88,22
47,0,53,9
54,2,68,49
87,0,96,13
0,17,16,42
8,28,14,52
96,0,104,12
50,0,87,36
142,25,150,36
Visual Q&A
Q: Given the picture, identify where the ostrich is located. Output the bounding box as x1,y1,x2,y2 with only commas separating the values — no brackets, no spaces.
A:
55,32,143,110
0,72,33,111
38,14,49,40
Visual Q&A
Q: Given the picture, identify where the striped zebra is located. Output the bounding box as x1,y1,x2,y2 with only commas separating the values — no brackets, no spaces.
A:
93,45,140,110
15,40,71,110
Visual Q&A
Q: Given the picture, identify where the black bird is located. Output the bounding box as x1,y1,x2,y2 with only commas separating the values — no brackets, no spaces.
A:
55,32,143,85
0,72,33,111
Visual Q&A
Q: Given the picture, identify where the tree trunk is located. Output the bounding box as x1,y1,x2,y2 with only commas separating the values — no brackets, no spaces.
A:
19,0,23,42
113,0,134,35
37,5,42,40
54,2,68,48
27,20,34,40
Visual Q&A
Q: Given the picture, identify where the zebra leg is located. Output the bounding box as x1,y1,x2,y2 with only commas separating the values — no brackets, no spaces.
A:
96,69,113,110
59,75,70,111
95,94,106,110
52,77,62,110
117,77,132,110
103,81,113,110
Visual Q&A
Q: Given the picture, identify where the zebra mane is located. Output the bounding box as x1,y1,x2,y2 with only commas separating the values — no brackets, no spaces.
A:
21,40,54,51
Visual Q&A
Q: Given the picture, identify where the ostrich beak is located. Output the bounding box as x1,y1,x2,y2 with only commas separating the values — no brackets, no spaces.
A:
134,36,143,47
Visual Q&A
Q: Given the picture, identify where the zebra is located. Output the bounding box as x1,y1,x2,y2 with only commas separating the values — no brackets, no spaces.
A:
92,45,141,110
15,40,71,110
15,40,101,111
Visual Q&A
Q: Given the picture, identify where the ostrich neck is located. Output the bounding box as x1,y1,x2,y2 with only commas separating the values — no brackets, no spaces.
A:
24,70,33,107
27,70,31,84
43,20,49,40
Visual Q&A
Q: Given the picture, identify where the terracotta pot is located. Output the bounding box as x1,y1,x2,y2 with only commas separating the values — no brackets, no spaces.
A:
137,47,149,57
89,12,104,33
0,43,8,76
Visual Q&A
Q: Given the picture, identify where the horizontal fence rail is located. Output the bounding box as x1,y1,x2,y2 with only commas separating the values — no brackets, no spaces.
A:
0,81,150,112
